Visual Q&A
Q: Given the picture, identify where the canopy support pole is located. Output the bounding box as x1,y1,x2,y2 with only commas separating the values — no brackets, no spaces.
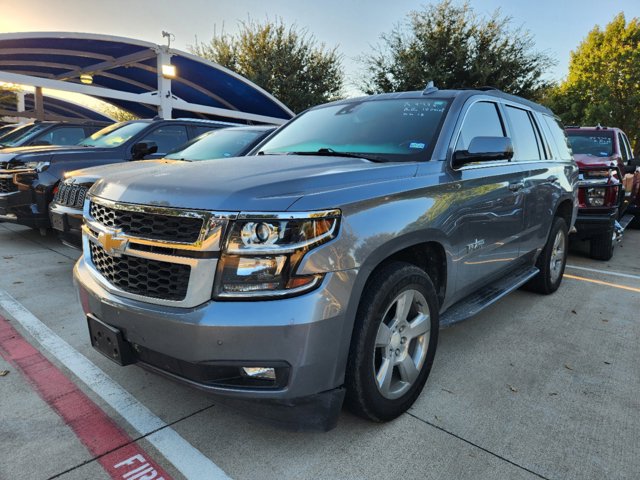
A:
34,86,44,121
156,47,173,119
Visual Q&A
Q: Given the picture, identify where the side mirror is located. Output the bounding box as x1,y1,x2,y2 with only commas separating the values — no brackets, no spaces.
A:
131,141,158,160
624,157,640,174
452,136,514,169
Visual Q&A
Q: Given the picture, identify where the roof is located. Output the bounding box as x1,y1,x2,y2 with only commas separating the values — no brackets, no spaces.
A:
0,92,113,122
0,32,294,124
320,88,553,115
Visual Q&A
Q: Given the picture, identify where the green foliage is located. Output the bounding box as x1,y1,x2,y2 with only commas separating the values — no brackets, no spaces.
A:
545,13,640,148
360,0,554,99
190,18,344,113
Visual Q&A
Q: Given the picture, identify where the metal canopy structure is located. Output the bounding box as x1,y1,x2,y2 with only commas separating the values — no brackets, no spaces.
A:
0,92,114,123
0,32,294,124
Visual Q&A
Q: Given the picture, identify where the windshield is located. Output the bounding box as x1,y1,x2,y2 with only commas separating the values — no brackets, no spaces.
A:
165,129,271,161
0,123,48,146
258,98,450,162
79,122,148,148
567,132,614,157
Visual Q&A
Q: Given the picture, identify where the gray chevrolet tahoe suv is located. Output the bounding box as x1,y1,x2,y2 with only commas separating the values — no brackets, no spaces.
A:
74,88,578,430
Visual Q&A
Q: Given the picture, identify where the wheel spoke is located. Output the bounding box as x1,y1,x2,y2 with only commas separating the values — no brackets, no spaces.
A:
406,313,430,339
375,323,392,347
394,290,414,322
376,358,394,396
398,355,419,385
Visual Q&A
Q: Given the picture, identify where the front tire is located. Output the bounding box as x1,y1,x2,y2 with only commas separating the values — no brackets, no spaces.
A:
526,217,568,294
345,262,439,422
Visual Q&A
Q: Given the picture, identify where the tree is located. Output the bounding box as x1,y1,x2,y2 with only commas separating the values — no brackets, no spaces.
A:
544,13,640,148
190,18,344,113
360,0,554,99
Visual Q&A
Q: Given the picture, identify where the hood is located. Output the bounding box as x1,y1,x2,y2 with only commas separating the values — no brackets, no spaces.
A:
90,155,418,211
64,159,180,184
0,145,101,168
573,153,618,169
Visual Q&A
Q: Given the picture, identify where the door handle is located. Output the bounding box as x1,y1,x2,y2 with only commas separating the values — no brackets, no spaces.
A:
508,181,525,192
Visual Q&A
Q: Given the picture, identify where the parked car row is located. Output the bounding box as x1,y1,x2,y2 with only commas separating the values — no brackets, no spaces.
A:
0,117,237,231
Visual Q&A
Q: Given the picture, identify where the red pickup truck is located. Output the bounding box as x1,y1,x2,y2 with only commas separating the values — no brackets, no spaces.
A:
565,126,639,260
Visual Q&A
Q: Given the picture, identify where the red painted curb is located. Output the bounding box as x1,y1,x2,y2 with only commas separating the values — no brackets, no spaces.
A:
0,316,174,480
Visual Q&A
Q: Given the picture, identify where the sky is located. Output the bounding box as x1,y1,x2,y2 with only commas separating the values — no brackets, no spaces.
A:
1,0,639,109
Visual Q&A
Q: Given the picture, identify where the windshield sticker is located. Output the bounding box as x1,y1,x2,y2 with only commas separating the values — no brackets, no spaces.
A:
409,142,426,149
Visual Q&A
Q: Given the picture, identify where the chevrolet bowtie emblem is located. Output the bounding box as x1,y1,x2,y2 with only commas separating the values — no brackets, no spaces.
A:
97,229,128,257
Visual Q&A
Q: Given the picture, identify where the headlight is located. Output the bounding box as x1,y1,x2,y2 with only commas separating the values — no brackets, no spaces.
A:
586,187,606,206
23,161,50,172
214,210,340,298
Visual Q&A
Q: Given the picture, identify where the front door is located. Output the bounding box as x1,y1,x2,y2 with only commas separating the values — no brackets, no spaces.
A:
446,100,525,298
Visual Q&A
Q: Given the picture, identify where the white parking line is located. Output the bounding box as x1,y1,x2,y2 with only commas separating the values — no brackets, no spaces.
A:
566,264,640,281
0,290,230,480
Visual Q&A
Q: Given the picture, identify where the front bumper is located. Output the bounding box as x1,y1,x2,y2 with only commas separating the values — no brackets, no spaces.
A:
0,171,49,228
74,256,356,412
573,209,617,240
49,202,83,248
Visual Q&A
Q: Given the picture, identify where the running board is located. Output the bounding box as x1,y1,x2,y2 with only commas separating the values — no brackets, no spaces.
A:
440,266,539,328
614,214,635,243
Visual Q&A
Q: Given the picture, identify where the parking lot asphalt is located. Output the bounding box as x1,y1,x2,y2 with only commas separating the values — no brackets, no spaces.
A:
0,221,638,480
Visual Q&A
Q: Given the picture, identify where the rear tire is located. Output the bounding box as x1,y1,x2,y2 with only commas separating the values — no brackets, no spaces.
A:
526,217,568,294
589,230,614,261
345,262,439,422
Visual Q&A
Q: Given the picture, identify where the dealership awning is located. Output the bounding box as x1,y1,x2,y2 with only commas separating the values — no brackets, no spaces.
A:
0,32,294,124
0,92,114,123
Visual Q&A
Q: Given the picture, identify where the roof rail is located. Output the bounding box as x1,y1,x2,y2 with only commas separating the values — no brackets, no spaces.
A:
174,118,243,126
475,86,499,91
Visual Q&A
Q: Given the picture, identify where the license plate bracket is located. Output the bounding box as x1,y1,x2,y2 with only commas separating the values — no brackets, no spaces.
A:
87,314,135,366
50,212,68,232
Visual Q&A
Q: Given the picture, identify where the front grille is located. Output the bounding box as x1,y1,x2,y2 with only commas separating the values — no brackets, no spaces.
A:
90,242,190,301
0,177,17,194
54,183,88,208
90,202,203,243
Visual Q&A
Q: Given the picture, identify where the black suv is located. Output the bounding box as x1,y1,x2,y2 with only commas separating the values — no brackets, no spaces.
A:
0,118,235,230
0,121,103,149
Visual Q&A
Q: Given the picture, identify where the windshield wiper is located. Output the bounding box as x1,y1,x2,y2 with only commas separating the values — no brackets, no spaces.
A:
290,148,386,162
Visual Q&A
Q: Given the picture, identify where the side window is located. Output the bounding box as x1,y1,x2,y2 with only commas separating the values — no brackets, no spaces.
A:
455,101,505,151
139,125,189,154
622,133,635,160
34,127,86,145
541,115,572,160
617,133,630,161
504,106,541,161
194,126,215,137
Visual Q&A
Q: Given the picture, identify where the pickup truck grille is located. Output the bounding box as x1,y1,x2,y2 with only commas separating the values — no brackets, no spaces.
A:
54,183,88,208
0,177,17,193
90,242,190,301
90,202,203,243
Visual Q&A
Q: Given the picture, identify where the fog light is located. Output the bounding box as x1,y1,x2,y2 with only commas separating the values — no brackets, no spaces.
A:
241,367,276,380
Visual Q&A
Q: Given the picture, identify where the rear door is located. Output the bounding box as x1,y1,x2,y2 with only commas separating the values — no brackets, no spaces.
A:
447,99,526,297
502,104,554,257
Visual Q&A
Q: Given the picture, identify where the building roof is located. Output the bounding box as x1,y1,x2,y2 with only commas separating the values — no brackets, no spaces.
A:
0,32,294,124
